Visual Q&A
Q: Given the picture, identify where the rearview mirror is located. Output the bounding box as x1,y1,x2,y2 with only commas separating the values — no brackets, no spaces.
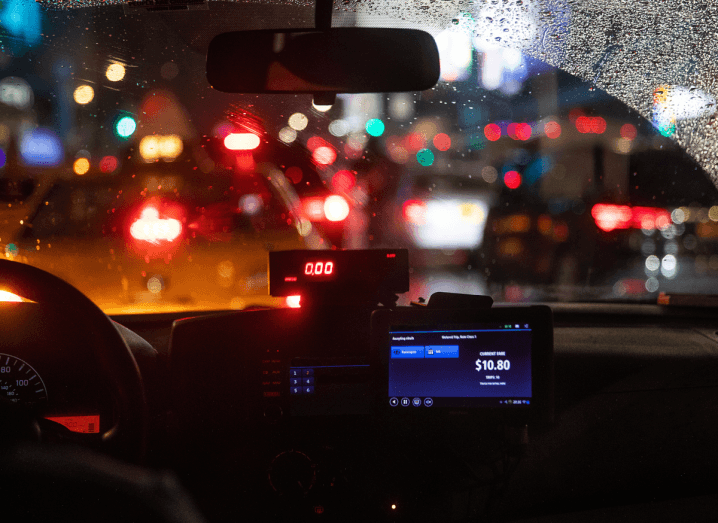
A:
206,28,440,94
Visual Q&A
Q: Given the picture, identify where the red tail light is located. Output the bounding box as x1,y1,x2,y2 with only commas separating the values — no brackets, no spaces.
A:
224,133,260,150
591,204,671,232
591,204,632,232
576,116,607,134
303,196,350,222
403,199,427,225
324,195,349,222
130,207,182,243
304,197,325,221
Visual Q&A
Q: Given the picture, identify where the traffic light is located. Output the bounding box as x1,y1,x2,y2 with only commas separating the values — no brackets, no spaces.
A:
115,115,136,139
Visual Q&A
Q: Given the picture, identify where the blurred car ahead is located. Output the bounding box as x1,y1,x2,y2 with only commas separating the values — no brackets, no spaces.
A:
8,151,318,313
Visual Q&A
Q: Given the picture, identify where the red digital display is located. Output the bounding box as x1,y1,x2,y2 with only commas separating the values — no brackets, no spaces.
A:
304,261,334,276
268,249,409,298
45,415,100,434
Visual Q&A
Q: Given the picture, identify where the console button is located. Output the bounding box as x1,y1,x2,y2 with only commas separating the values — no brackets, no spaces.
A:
389,397,399,407
290,368,302,378
302,368,314,377
290,386,303,395
303,377,315,386
412,397,422,407
400,397,410,407
304,386,315,394
424,397,433,407
290,378,301,386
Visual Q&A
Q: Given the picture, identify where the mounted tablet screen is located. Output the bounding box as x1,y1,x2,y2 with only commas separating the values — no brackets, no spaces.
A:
388,322,532,408
372,306,553,422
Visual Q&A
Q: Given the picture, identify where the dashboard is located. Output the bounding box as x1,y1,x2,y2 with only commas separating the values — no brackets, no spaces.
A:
3,250,718,522
119,304,718,522
157,298,718,522
0,302,117,439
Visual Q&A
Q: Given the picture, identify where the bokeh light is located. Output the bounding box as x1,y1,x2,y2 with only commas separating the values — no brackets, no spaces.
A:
515,123,532,141
313,146,336,165
365,118,385,137
405,132,427,152
147,275,164,294
386,136,409,164
0,77,33,110
115,116,136,138
504,170,522,189
328,119,349,137
484,123,501,141
307,136,329,152
304,197,325,220
576,116,606,134
140,135,183,161
312,101,332,112
433,133,451,151
285,166,303,184
73,157,90,175
416,148,434,166
278,126,297,144
140,136,159,161
100,155,118,173
105,63,126,82
645,277,659,292
131,207,182,243
224,133,260,151
544,121,561,139
73,85,94,105
620,123,637,140
4,243,18,260
288,113,308,131
481,165,498,183
160,62,179,80
20,128,63,167
159,135,183,158
239,194,263,216
613,137,632,154
324,195,350,221
331,170,356,192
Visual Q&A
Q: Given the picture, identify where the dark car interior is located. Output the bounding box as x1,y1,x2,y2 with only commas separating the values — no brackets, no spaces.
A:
3,1,718,522
2,248,718,522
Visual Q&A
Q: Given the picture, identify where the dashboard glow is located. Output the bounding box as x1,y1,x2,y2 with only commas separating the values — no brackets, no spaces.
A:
45,415,100,434
286,295,301,308
0,290,23,302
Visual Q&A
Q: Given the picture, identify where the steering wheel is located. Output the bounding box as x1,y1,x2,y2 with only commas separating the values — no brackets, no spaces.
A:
0,259,147,462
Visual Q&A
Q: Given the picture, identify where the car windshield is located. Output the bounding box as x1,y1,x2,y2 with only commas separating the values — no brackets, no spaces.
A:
1,0,717,312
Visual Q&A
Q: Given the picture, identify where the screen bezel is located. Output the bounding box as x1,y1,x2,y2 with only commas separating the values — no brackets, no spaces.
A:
371,305,554,424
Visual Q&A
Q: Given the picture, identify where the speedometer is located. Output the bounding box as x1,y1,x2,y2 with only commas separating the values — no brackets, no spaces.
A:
0,354,48,406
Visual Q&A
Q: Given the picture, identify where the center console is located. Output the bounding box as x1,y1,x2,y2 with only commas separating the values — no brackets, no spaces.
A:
168,249,554,522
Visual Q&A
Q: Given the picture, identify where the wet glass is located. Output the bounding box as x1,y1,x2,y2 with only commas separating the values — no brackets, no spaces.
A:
1,1,717,311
